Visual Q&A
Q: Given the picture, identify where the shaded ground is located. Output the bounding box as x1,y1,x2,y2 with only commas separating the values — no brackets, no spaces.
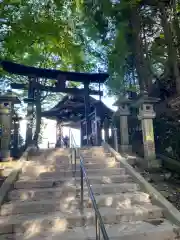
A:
133,164,180,210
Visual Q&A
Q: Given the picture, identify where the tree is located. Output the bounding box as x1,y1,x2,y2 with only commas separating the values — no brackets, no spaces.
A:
79,0,180,97
0,0,102,146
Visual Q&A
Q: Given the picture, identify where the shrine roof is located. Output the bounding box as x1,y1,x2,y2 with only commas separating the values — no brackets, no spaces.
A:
1,61,109,83
42,95,113,122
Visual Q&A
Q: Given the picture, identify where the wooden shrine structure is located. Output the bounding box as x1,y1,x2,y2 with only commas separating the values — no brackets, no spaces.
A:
1,60,109,146
42,95,114,146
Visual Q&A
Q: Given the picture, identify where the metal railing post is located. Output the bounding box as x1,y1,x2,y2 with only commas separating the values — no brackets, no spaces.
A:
80,166,84,212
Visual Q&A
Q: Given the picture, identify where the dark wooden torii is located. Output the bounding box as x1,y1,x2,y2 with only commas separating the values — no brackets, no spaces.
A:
1,60,109,145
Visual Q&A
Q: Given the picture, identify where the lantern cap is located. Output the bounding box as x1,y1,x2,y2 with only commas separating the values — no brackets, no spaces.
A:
113,94,132,106
0,90,20,104
130,91,160,108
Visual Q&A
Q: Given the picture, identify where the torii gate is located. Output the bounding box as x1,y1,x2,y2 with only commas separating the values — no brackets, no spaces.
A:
1,61,109,146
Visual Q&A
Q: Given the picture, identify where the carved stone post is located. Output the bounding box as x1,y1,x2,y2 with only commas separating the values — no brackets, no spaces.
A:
114,96,132,152
0,92,20,161
132,92,160,169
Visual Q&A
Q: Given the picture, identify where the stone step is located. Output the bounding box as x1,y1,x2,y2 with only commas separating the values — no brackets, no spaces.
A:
8,182,139,201
80,153,107,157
8,186,77,201
6,191,151,214
27,151,70,162
89,182,140,194
14,179,57,189
80,149,107,156
22,162,71,172
72,162,120,169
19,174,132,184
14,180,139,194
80,153,108,158
79,174,132,184
0,204,163,233
15,175,133,189
80,147,104,152
36,161,121,172
11,220,180,240
38,167,126,179
85,191,151,207
79,157,115,164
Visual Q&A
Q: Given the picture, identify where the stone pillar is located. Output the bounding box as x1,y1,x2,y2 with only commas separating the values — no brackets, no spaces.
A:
113,96,132,152
119,105,131,152
113,127,118,152
0,92,20,161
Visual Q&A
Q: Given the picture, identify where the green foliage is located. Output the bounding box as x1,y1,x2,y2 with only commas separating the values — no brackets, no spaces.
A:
78,0,180,96
0,0,97,73
0,0,104,146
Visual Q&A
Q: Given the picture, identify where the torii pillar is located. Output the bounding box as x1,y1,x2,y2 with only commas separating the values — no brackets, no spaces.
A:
0,91,20,161
114,95,132,152
131,92,160,169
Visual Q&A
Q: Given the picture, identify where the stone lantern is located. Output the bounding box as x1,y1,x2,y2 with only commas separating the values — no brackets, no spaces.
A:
0,91,20,161
113,94,132,152
131,91,160,169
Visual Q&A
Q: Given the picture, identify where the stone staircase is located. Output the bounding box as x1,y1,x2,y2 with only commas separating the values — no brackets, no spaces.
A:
0,146,180,239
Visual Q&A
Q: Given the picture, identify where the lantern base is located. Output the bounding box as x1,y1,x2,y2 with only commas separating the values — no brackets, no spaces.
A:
0,150,11,162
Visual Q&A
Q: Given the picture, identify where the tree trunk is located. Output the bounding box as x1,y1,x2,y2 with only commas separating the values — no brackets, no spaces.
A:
130,7,153,93
159,3,180,94
171,0,180,57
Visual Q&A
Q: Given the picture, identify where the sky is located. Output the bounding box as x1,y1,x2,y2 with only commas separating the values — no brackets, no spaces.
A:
19,94,117,148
